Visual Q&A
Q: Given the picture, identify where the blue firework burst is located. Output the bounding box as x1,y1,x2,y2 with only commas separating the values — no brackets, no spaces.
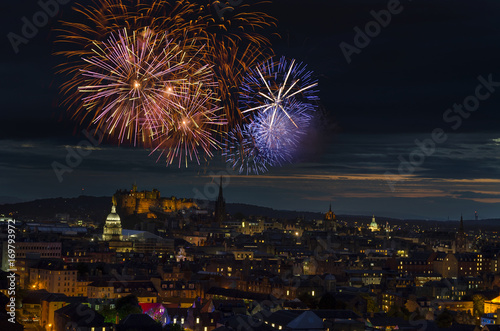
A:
227,56,319,173
240,56,319,126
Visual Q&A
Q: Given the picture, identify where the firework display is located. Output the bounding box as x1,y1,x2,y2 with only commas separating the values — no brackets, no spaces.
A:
240,57,319,126
150,82,226,168
226,57,319,173
57,0,320,171
189,1,277,126
205,39,273,128
77,27,214,145
248,98,312,165
223,125,269,175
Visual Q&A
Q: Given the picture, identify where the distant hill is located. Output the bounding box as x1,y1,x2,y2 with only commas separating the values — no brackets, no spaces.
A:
0,196,111,222
0,196,25,204
225,203,324,220
1,196,500,230
0,196,344,222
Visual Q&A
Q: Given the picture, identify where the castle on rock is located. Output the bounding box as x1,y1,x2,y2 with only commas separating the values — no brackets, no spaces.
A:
113,184,197,217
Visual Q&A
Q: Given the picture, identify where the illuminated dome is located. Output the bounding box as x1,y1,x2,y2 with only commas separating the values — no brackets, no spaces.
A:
369,215,379,232
106,205,121,222
103,204,123,241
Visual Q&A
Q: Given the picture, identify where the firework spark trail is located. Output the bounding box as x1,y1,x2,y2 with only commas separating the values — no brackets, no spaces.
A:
249,98,312,166
75,28,214,146
224,99,311,174
56,0,278,167
203,39,273,129
224,125,269,175
227,57,319,173
56,0,209,127
183,0,277,128
240,57,319,127
150,82,226,168
57,0,276,130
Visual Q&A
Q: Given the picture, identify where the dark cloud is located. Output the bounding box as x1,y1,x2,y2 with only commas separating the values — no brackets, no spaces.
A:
2,133,500,219
451,191,500,199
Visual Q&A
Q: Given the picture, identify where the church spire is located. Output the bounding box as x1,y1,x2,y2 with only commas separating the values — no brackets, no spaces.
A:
215,176,226,226
218,176,223,200
459,214,464,232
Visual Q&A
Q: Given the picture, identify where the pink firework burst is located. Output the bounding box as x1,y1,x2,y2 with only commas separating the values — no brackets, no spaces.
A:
77,27,214,146
150,82,226,167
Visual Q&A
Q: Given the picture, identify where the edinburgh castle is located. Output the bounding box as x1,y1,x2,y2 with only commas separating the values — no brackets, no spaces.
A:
113,184,197,217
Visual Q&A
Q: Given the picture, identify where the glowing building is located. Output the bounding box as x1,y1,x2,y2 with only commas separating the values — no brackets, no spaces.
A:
369,215,379,232
102,199,123,242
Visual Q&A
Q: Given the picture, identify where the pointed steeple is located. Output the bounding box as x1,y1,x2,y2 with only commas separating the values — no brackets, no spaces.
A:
218,176,223,200
456,214,466,253
215,176,226,226
329,203,332,212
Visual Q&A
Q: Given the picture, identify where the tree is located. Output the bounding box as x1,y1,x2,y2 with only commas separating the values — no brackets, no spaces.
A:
99,305,118,324
387,303,410,320
115,294,142,321
361,294,378,313
435,309,453,328
405,299,420,313
472,294,485,319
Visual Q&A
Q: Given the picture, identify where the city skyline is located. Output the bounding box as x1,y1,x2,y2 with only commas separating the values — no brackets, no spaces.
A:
3,0,500,219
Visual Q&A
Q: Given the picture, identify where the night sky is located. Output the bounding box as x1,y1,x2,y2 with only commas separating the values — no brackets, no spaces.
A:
2,0,500,220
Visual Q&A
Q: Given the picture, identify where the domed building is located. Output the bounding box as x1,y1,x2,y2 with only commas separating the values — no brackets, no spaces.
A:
103,202,123,241
369,215,379,232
